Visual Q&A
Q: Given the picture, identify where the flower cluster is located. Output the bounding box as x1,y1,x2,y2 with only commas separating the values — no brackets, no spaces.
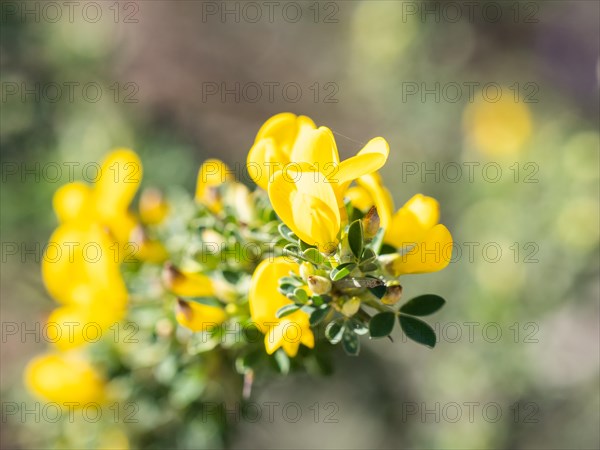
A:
24,113,452,447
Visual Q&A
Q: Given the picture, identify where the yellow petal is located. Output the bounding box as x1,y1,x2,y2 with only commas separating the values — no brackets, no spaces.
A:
195,159,232,210
42,223,124,305
290,126,340,171
255,113,316,151
268,170,340,251
52,182,93,223
248,113,317,190
385,194,441,248
346,186,373,211
249,258,314,357
47,302,126,351
355,173,394,232
25,351,105,405
336,137,390,186
93,148,142,219
403,194,440,229
391,224,453,275
247,138,288,190
175,299,227,332
249,257,297,331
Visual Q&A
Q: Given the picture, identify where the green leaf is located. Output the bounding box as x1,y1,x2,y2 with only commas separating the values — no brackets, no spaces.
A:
303,247,326,265
347,220,363,259
369,285,387,299
277,283,296,296
399,315,437,348
274,348,290,374
359,262,378,272
342,329,360,356
299,240,315,251
294,288,308,303
325,321,344,344
360,248,376,263
309,306,331,326
280,276,302,287
347,318,369,335
283,243,300,255
367,227,385,254
278,223,298,243
400,295,446,316
276,304,300,318
330,263,356,281
369,312,396,339
379,243,397,255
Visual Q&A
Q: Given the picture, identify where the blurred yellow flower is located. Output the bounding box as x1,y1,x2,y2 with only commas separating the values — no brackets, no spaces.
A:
42,222,127,307
47,300,127,351
249,257,314,357
463,92,532,156
139,188,169,224
385,194,453,275
24,351,105,405
162,263,215,297
175,298,227,332
51,148,142,245
195,159,233,212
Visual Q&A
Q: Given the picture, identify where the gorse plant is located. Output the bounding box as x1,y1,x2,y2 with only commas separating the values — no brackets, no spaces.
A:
25,113,452,448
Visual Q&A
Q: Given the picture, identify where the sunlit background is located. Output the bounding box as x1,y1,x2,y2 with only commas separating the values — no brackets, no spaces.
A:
1,1,599,448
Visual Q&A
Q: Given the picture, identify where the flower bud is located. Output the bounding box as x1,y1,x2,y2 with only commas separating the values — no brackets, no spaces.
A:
139,188,169,224
175,298,227,332
299,262,315,282
162,262,214,297
381,283,403,305
307,275,332,295
342,296,361,317
131,226,168,263
362,206,380,239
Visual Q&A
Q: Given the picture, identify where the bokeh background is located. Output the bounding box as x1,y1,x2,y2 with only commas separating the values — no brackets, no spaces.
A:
1,1,599,448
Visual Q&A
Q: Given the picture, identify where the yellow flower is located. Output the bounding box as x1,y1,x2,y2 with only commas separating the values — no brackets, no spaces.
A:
463,92,532,156
162,262,215,297
385,194,453,275
195,159,233,212
247,113,316,190
175,298,227,332
249,257,314,357
24,351,105,405
268,169,341,252
249,116,390,250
